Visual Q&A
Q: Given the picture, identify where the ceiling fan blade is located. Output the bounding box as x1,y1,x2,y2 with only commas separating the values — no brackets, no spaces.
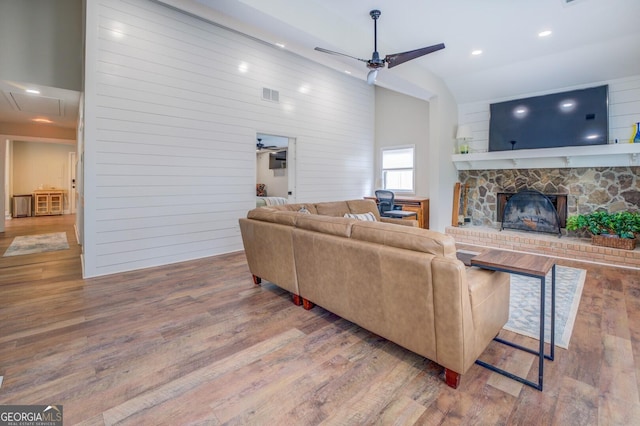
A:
314,47,369,63
385,43,445,69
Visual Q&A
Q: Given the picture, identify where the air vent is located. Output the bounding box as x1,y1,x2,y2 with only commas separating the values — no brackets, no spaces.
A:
262,88,279,102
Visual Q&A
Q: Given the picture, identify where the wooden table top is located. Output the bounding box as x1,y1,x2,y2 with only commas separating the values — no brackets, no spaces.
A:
470,249,555,277
365,195,429,202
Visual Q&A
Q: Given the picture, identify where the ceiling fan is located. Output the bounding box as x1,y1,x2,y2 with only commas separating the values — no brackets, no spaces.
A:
256,138,284,152
315,10,445,85
256,138,275,150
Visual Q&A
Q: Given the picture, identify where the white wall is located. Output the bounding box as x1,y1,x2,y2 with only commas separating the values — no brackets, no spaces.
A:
83,0,375,277
458,76,640,152
374,87,430,197
0,0,83,91
11,141,75,196
256,152,288,198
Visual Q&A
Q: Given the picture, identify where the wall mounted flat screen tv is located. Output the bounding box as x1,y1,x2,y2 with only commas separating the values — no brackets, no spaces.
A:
489,85,608,152
268,150,287,169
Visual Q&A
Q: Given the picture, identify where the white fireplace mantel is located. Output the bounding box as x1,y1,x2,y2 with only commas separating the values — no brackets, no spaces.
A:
451,143,640,170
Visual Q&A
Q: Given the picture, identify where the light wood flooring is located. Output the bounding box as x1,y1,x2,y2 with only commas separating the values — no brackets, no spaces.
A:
1,215,639,425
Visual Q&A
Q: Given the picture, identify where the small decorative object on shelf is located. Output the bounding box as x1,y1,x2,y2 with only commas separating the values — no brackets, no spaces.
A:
566,211,640,250
633,122,640,144
456,124,472,154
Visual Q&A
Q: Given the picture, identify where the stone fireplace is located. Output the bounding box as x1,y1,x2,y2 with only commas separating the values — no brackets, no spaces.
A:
457,166,640,230
448,165,640,269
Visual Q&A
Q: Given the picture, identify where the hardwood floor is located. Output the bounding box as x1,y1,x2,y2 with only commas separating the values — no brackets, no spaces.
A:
1,216,639,424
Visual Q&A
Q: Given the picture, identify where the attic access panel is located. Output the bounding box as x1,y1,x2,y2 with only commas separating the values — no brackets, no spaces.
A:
9,92,63,116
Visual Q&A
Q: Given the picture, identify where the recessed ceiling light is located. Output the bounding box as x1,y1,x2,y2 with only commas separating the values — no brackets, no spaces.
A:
275,43,285,49
344,70,352,75
25,89,40,94
538,30,552,37
471,50,483,56
32,118,52,123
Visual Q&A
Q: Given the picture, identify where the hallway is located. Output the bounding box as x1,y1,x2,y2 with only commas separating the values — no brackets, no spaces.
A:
0,214,82,280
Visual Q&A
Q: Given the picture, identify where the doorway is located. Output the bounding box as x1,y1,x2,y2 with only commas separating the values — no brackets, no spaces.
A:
256,133,296,203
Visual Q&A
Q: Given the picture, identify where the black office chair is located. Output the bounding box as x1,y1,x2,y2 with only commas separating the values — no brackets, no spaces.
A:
374,190,418,220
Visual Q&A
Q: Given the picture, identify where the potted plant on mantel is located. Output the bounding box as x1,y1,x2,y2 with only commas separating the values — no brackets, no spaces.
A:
566,211,640,250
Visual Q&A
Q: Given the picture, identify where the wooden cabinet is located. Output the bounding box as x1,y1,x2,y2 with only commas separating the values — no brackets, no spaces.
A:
392,196,429,229
33,190,65,216
366,196,429,229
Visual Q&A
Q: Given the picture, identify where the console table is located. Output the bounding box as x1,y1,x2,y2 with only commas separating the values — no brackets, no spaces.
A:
365,196,429,229
33,189,66,216
470,249,556,391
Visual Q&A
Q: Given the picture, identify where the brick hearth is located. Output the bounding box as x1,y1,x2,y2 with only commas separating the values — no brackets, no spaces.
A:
446,226,640,270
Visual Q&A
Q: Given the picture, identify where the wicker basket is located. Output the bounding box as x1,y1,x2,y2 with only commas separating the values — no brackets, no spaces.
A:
591,234,637,250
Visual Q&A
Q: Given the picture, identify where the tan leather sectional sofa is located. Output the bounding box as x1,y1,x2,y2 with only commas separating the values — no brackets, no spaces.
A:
239,199,510,388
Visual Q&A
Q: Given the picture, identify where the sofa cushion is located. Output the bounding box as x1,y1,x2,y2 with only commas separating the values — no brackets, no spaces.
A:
346,199,381,220
267,203,318,214
351,221,457,258
314,201,350,217
247,208,300,226
344,212,377,222
296,214,354,237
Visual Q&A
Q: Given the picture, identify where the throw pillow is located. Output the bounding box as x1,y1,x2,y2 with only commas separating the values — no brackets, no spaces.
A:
344,212,377,222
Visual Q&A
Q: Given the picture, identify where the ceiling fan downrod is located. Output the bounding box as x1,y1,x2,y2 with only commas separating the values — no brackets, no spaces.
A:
369,10,383,69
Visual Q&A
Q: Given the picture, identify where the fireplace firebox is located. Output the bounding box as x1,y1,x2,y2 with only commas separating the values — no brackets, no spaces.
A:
499,190,566,237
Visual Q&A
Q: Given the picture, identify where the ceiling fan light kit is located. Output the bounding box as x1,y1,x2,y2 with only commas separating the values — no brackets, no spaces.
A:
315,9,445,85
367,69,378,85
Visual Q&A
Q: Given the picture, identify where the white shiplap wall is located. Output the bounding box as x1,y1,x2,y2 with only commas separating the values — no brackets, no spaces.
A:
458,76,640,152
83,0,374,277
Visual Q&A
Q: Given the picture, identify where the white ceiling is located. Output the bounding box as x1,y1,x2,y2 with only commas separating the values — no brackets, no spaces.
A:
190,0,640,103
3,0,639,130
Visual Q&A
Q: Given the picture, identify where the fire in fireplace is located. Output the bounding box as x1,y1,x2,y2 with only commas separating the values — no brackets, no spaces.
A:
499,190,566,237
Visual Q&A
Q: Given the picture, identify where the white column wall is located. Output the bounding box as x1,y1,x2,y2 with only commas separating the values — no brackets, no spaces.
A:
83,0,374,277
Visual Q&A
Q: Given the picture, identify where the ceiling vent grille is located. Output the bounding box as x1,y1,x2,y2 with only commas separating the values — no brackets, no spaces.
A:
262,88,279,102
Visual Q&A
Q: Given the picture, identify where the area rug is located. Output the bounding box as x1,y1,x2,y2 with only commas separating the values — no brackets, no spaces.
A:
457,250,585,349
3,232,70,257
505,265,586,349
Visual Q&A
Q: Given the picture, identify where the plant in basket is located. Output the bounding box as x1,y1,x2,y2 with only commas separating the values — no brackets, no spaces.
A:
566,211,640,250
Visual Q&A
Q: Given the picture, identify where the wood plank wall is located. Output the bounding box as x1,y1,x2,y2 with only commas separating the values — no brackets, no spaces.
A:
83,0,375,277
458,76,640,152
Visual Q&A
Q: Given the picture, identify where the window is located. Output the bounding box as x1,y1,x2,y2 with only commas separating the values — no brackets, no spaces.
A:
381,146,414,193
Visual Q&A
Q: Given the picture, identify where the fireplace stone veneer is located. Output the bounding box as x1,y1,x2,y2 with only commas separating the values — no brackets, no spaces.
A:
458,166,640,229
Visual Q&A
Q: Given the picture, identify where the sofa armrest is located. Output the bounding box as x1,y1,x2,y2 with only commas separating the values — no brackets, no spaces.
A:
380,217,418,227
430,257,510,375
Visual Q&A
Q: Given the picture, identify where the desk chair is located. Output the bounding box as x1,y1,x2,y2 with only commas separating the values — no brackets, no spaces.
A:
375,190,418,220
